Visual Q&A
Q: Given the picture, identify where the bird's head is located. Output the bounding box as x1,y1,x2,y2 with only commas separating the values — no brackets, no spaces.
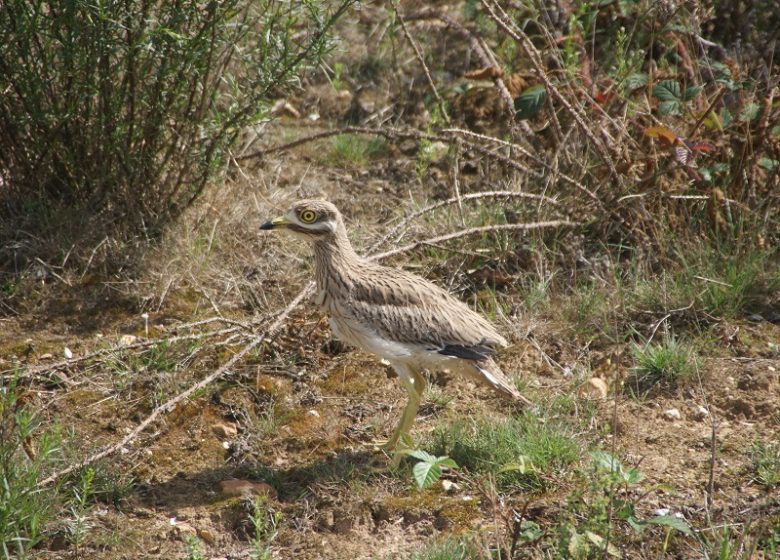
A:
260,199,343,242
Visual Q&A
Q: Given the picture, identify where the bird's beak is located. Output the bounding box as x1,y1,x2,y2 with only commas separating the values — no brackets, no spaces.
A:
260,216,290,230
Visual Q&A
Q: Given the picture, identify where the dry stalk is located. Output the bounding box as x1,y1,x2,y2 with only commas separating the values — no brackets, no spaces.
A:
4,315,264,381
371,219,579,261
394,7,449,122
367,190,564,253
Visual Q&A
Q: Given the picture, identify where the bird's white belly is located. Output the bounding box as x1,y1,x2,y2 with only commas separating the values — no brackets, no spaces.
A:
329,314,415,362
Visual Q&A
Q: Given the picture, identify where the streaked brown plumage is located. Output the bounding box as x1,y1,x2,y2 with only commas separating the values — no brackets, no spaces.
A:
261,200,530,455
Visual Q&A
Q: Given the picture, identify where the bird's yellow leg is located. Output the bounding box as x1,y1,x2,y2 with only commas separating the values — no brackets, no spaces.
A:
378,367,427,454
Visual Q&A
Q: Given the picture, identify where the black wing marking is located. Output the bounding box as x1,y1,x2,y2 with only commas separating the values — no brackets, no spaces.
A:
437,342,497,361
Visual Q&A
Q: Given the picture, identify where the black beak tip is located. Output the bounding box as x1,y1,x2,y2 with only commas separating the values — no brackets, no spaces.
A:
260,221,275,230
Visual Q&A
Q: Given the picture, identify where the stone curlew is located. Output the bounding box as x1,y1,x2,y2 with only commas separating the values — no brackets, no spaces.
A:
261,200,530,457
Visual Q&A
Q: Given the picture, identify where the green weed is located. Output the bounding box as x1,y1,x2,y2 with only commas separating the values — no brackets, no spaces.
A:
558,451,691,558
329,134,386,167
428,412,580,491
751,440,780,489
403,537,481,560
183,534,205,560
249,496,281,560
0,376,63,559
629,334,698,393
67,467,95,551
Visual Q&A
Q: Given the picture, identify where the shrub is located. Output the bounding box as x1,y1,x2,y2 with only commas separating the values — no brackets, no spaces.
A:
0,0,353,243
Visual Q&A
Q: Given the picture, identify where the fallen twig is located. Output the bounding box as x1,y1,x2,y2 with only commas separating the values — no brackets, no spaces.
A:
372,220,580,261
367,190,564,253
38,285,313,487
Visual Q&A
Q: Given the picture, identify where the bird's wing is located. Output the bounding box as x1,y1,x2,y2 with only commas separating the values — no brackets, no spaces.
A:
347,266,508,353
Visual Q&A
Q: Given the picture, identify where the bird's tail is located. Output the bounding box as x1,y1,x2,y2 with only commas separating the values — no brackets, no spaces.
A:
469,358,533,407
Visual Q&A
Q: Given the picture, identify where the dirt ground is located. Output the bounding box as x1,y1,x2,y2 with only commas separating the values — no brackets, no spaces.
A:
2,3,780,559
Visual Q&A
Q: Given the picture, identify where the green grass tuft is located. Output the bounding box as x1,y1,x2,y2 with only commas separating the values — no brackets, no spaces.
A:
405,537,481,560
428,412,580,492
629,335,698,393
751,440,780,489
0,376,64,558
328,134,386,167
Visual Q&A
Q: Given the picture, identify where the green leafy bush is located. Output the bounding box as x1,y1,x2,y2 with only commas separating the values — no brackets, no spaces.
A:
0,0,352,238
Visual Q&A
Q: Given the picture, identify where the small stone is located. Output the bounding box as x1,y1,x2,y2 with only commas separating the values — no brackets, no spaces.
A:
63,347,73,359
218,479,277,500
663,408,682,421
211,422,237,439
584,377,608,399
39,353,53,360
441,480,459,492
271,99,301,118
654,508,670,516
119,334,137,346
197,527,217,545
307,409,320,418
691,405,710,421
171,521,197,541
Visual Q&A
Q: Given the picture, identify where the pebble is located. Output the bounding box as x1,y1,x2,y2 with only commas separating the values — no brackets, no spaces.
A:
691,405,710,421
211,422,238,439
441,480,459,492
307,409,320,418
63,347,73,359
119,334,137,346
197,527,217,545
663,408,682,421
218,479,277,500
584,377,608,399
170,521,197,541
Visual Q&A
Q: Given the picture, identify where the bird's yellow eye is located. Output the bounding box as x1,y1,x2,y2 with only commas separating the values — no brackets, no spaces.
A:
300,210,317,223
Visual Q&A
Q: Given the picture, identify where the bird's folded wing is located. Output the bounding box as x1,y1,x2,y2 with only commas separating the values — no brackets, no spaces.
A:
347,268,508,353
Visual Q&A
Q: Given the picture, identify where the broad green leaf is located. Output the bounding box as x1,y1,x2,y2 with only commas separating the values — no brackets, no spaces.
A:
437,457,458,469
413,459,441,489
740,103,760,122
624,73,648,91
683,86,703,101
518,520,544,543
590,450,621,472
407,449,436,463
648,515,693,536
514,84,547,120
759,157,779,170
652,80,681,101
659,100,682,116
568,529,590,559
627,516,647,533
622,467,644,484
720,108,733,127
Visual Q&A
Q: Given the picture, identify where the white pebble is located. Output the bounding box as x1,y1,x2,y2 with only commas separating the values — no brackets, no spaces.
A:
664,408,682,421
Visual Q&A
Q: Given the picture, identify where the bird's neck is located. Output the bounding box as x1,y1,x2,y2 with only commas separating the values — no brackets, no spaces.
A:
312,227,363,291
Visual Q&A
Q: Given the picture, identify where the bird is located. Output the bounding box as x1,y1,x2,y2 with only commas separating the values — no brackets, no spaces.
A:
261,199,531,457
